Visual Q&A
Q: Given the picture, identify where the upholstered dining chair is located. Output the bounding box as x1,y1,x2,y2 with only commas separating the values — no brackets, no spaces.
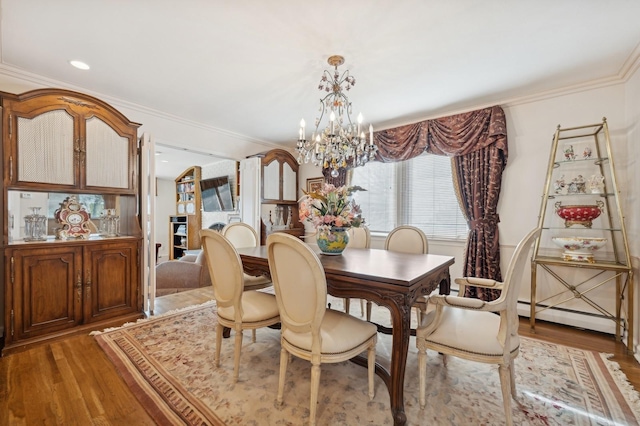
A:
345,226,371,319
266,232,378,426
221,222,272,291
199,229,280,383
415,227,541,426
384,225,430,324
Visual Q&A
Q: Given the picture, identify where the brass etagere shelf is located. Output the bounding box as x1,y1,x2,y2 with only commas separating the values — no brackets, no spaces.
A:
530,118,634,354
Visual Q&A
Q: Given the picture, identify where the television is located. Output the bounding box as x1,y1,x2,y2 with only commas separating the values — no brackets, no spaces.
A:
200,176,234,212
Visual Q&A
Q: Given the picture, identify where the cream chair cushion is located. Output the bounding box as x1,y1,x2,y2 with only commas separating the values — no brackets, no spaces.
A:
421,305,519,357
217,290,280,324
282,309,377,354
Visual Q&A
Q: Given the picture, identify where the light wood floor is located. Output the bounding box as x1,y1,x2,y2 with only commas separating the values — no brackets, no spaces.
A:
1,287,638,425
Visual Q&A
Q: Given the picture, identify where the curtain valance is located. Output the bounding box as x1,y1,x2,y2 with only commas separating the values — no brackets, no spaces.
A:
374,105,507,162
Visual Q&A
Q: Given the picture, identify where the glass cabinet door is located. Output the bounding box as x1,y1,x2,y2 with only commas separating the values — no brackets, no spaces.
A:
263,160,280,200
282,162,296,201
17,110,75,185
85,117,130,189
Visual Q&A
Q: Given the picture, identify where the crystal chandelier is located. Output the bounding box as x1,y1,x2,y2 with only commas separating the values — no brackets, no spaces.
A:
296,55,378,177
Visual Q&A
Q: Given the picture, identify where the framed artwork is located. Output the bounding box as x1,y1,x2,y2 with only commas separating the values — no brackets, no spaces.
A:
306,177,324,193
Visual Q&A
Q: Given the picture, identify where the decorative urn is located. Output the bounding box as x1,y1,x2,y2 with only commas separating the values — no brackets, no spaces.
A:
555,200,604,228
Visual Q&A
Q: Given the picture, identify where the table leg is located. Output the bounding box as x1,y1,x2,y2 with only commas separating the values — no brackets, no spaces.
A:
386,295,411,426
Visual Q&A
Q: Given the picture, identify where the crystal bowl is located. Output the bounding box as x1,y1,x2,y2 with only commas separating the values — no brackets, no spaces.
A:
554,201,604,228
551,236,607,263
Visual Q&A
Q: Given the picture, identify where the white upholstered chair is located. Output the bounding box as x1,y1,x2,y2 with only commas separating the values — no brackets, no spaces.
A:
416,227,540,426
200,229,280,382
221,222,272,291
384,225,430,323
266,233,378,426
345,226,371,319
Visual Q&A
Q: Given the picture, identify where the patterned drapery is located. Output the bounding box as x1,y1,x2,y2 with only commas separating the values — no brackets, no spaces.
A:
373,106,508,301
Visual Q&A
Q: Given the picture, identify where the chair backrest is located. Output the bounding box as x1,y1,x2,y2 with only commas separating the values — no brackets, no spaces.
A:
347,226,371,249
267,233,326,337
222,222,259,248
200,229,244,314
495,227,541,340
384,225,428,254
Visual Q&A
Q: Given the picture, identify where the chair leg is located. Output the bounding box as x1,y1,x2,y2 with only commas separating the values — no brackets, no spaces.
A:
215,324,223,367
251,329,257,343
360,299,365,317
309,362,321,426
509,358,517,399
344,298,350,314
417,344,427,409
277,347,288,406
366,301,372,322
233,328,243,382
367,341,376,400
498,363,514,426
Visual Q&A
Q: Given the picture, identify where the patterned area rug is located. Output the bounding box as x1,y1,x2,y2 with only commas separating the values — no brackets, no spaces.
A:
94,300,640,425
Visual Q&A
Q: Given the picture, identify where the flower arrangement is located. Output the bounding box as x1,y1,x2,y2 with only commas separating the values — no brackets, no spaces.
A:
299,183,366,230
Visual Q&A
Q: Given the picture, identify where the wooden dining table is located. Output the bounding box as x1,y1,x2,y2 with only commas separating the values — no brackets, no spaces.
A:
236,245,455,426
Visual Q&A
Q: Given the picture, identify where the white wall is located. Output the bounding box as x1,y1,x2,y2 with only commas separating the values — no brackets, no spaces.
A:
155,178,176,261
624,62,640,353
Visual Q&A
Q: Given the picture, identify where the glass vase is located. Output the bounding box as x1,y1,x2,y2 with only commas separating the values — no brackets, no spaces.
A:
316,226,349,255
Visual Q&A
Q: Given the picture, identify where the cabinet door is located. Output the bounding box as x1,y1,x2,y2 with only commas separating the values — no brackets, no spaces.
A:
6,104,79,189
84,116,132,190
84,241,139,323
263,160,280,200
9,246,83,341
282,161,296,201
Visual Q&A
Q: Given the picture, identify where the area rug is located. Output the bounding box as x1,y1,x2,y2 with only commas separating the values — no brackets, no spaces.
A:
93,299,640,425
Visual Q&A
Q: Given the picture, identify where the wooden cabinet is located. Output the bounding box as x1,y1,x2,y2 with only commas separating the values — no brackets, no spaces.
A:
0,89,144,356
4,239,140,353
1,89,139,194
258,149,304,244
169,166,202,259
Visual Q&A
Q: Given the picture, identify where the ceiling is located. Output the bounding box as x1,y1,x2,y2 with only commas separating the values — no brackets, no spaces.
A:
1,1,640,179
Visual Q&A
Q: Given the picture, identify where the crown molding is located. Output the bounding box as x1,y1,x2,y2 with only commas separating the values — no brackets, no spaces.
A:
0,64,277,149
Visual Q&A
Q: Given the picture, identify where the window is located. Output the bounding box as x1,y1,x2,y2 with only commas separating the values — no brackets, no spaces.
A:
350,153,468,240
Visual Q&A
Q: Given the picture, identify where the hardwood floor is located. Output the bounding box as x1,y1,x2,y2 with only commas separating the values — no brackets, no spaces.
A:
1,287,638,425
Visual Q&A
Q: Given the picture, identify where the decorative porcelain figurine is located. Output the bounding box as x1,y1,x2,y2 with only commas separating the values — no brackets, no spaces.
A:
583,146,592,159
564,145,576,161
553,175,566,194
588,174,605,194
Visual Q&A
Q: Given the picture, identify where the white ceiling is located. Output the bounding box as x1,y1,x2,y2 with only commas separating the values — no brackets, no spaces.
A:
1,0,640,178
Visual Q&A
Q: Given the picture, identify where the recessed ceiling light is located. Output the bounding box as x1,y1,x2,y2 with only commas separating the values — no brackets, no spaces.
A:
161,160,169,163
69,60,90,70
